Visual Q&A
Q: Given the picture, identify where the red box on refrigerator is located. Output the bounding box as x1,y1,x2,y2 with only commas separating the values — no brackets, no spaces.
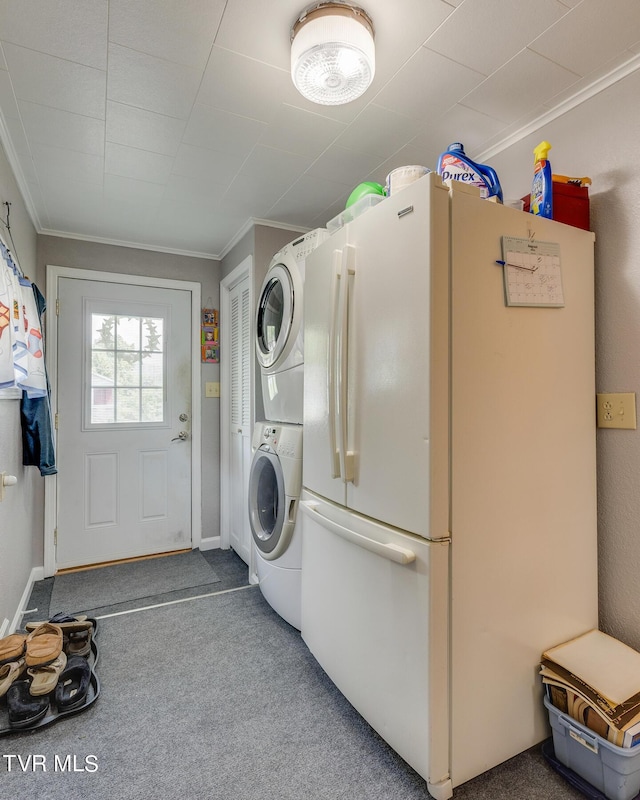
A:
522,181,590,230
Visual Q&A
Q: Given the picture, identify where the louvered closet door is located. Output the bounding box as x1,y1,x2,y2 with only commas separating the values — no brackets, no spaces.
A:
228,276,252,563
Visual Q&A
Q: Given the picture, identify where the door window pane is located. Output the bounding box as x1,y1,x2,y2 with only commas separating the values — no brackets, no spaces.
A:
90,314,165,425
92,350,115,383
91,314,116,348
141,389,163,422
141,318,163,351
116,388,140,422
141,353,163,386
116,352,141,387
91,387,114,423
116,316,140,350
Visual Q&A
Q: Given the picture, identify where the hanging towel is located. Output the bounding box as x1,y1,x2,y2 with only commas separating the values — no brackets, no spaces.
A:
0,243,47,398
0,240,57,474
20,282,57,475
0,248,14,388
6,252,29,385
17,275,47,398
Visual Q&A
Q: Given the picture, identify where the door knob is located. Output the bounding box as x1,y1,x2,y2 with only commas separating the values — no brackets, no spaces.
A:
171,431,189,442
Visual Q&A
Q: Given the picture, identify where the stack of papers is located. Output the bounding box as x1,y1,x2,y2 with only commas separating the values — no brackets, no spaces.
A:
541,629,640,747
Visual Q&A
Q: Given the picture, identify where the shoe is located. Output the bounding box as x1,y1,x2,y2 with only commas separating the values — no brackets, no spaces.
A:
25,623,63,667
25,613,97,637
0,633,27,666
48,613,89,625
6,681,50,728
26,615,97,656
0,658,27,697
54,656,92,711
28,651,67,696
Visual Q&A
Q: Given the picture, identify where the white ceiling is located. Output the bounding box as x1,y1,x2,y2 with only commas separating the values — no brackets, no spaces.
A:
0,0,639,260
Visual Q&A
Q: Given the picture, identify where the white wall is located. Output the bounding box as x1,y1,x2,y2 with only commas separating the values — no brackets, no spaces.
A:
0,141,39,632
488,68,640,650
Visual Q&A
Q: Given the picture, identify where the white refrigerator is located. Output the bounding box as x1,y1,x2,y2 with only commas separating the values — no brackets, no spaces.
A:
300,173,598,799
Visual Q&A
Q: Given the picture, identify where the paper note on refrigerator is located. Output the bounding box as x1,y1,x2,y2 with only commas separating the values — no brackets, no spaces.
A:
501,236,564,307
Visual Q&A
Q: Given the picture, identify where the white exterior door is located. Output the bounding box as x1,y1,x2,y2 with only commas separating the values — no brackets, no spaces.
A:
55,276,193,569
227,273,252,564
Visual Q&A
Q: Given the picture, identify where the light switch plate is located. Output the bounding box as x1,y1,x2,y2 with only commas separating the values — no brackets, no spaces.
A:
205,382,220,398
596,392,637,429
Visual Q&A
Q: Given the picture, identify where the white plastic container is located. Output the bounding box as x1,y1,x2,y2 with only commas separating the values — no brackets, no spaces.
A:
385,165,430,196
545,696,640,800
505,198,525,211
326,194,385,234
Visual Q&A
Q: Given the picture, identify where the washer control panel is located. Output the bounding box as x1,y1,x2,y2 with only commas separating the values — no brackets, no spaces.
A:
254,423,302,460
262,425,279,446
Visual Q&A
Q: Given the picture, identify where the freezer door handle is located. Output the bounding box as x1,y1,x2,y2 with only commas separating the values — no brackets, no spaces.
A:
300,501,416,565
328,249,342,479
337,245,355,482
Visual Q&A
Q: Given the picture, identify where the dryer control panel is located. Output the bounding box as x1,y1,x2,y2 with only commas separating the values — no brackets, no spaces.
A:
290,227,329,262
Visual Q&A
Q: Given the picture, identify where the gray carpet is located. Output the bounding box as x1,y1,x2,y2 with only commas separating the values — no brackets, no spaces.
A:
2,581,584,799
48,550,219,617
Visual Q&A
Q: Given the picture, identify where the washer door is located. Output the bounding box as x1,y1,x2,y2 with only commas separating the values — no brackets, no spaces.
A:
255,262,301,371
248,446,287,558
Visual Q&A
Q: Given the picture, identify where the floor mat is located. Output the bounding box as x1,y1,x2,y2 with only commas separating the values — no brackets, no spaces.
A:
49,550,220,616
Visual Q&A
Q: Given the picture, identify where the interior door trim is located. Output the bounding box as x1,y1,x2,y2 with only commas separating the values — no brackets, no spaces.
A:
44,265,202,578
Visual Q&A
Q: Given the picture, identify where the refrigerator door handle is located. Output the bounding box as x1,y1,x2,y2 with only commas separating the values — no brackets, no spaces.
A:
300,500,416,565
328,249,342,479
337,245,355,482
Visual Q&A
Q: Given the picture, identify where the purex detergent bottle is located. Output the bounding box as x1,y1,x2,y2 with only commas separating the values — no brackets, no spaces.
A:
436,142,503,202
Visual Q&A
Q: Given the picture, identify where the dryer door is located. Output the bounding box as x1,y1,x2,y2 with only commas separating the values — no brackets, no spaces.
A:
248,445,288,558
256,263,300,371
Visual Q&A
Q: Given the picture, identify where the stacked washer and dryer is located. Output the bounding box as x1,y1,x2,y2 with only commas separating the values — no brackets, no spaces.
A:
247,229,327,630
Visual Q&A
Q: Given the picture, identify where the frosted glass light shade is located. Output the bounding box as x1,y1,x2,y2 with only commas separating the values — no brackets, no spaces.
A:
291,4,375,106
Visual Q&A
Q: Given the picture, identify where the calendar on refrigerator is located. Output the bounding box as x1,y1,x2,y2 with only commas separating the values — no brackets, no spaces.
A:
501,236,564,308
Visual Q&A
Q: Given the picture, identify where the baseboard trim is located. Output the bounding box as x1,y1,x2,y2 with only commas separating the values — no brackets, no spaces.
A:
56,548,191,575
11,566,45,633
199,536,220,552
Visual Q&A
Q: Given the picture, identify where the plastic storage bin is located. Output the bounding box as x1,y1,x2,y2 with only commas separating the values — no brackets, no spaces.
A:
545,696,640,800
522,181,590,230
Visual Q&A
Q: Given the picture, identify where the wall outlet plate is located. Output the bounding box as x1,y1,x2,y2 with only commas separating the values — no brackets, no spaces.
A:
596,392,637,429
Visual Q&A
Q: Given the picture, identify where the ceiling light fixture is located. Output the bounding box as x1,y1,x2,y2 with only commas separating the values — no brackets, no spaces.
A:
290,1,375,106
